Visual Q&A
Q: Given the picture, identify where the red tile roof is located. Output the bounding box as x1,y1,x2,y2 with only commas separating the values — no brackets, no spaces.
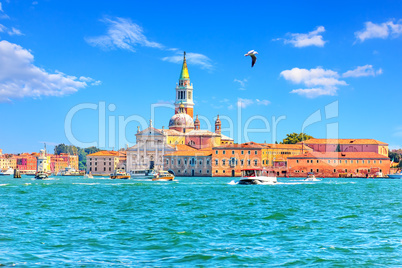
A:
288,152,389,160
300,139,388,145
213,142,264,149
87,151,120,157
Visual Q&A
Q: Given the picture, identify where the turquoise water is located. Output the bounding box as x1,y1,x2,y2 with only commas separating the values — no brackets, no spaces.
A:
0,176,401,267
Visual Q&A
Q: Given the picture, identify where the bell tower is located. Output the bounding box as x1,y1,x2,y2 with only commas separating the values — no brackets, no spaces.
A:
175,52,194,118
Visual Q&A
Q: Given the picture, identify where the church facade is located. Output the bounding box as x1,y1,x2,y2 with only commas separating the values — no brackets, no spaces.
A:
126,52,233,172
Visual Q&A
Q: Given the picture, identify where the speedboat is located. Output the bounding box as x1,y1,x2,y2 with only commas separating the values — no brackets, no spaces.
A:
35,171,48,180
388,171,402,179
0,168,14,176
304,172,320,181
110,169,130,179
239,168,277,185
152,170,175,181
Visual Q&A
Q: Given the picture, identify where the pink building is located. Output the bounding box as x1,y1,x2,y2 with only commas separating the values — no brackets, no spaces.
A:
300,139,389,157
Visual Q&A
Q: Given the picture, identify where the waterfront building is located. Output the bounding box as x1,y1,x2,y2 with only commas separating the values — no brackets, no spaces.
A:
299,139,389,157
0,156,17,170
287,152,390,177
86,151,120,176
15,153,38,172
50,155,70,173
127,52,233,172
262,143,314,168
163,147,212,177
212,142,265,177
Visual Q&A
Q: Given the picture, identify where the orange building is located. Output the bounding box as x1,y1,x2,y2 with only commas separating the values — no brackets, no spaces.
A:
212,142,265,177
287,152,390,178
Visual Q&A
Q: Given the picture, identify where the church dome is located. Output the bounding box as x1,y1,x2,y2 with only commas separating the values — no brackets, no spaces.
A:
169,113,194,129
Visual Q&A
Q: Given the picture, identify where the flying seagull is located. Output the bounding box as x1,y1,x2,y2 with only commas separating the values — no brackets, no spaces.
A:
244,50,258,67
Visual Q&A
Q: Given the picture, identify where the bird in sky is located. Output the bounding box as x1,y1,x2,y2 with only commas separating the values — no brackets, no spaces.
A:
244,50,258,67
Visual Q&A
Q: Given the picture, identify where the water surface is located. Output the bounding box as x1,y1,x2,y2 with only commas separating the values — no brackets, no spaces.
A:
0,176,401,266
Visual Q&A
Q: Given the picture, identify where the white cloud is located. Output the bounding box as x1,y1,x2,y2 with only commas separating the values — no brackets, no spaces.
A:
0,3,2,12
0,40,99,102
162,52,213,70
343,64,382,78
256,99,271,106
8,27,23,36
277,26,327,48
237,98,270,108
280,67,347,98
86,17,164,51
237,98,254,108
0,24,23,36
234,78,247,90
355,20,402,42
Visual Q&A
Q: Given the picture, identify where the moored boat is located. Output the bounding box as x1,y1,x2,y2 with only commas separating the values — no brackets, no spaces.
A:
387,171,402,179
239,168,277,185
60,166,84,176
0,168,14,176
130,169,158,179
110,169,130,179
152,170,175,181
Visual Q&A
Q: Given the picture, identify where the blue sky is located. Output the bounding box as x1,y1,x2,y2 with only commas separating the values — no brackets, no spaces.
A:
0,0,401,153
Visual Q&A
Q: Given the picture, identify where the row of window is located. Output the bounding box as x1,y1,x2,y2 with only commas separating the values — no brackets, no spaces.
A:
89,162,114,166
216,150,258,155
166,158,211,166
177,91,192,100
89,167,112,172
176,169,210,174
298,159,383,164
88,158,114,161
214,159,259,166
294,168,382,173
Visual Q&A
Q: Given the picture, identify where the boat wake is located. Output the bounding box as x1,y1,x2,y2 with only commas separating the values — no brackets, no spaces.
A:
228,180,238,185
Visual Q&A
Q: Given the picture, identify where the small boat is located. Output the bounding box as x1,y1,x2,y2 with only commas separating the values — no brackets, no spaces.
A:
84,172,93,179
387,171,402,179
60,166,84,176
110,169,130,179
304,172,320,181
131,169,158,179
35,171,48,180
152,170,175,181
239,169,277,185
0,168,14,176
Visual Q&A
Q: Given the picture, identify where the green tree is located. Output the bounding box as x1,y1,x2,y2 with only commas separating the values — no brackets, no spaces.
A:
54,144,100,170
280,133,314,144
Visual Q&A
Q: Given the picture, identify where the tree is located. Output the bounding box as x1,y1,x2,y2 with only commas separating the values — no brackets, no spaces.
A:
280,133,314,144
54,144,100,170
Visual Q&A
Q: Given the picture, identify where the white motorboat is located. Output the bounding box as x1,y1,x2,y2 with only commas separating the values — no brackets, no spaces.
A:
239,169,277,185
0,168,14,176
130,169,158,179
388,171,402,179
304,172,321,181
